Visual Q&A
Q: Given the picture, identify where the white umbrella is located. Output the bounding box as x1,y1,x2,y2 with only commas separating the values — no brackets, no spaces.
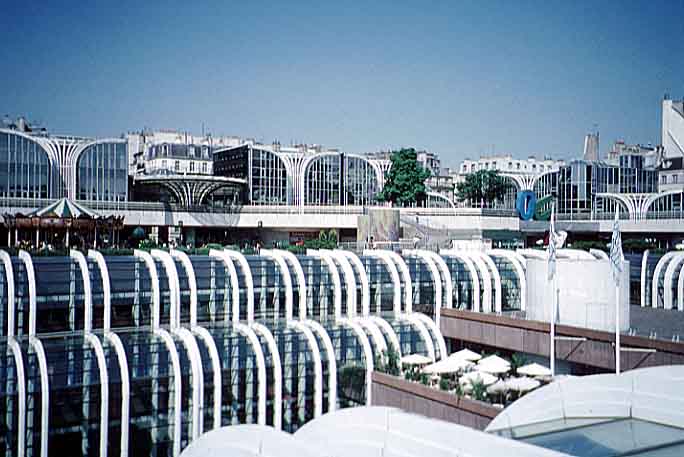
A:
486,379,508,395
423,357,473,375
477,355,511,374
401,354,432,365
517,363,552,378
459,370,498,387
449,349,482,362
505,376,541,392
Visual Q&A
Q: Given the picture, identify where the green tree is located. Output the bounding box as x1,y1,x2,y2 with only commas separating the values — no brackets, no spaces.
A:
455,169,507,208
376,148,431,207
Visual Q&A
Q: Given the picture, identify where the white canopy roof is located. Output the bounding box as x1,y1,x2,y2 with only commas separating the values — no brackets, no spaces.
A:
401,353,432,365
477,355,511,374
517,363,552,378
449,348,482,362
423,357,473,374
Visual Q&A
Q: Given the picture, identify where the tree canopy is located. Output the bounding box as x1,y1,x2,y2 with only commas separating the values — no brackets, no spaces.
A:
376,148,431,207
455,169,507,207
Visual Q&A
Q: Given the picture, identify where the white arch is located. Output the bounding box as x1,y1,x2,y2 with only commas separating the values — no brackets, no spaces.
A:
133,250,161,328
288,321,324,417
224,250,255,322
70,250,93,331
338,318,375,405
679,262,684,312
103,332,130,457
336,250,370,316
472,252,501,313
462,251,493,313
362,250,401,316
88,250,112,330
261,250,294,321
385,251,413,313
327,250,357,317
153,328,182,456
28,336,49,457
439,250,481,312
488,249,527,312
664,253,684,310
170,249,198,325
209,249,239,323
368,316,403,361
404,250,442,327
421,250,453,309
410,312,447,361
641,250,650,308
0,250,16,337
18,250,37,336
8,339,26,457
307,250,342,320
84,333,109,457
174,327,205,439
190,326,222,430
251,322,283,429
642,189,684,218
275,250,307,320
652,251,680,308
233,322,267,425
151,249,180,327
426,191,456,209
300,320,337,413
398,313,436,362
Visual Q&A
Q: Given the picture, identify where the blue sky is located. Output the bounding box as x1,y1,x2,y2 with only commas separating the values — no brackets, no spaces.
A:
1,0,683,167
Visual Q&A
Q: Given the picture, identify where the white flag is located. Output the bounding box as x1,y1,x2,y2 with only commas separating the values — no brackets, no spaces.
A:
547,204,557,281
610,209,623,285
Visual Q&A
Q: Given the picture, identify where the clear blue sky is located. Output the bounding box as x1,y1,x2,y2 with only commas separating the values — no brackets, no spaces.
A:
1,0,683,167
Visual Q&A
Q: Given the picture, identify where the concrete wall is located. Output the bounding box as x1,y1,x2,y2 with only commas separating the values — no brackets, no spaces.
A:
371,372,500,430
526,258,630,332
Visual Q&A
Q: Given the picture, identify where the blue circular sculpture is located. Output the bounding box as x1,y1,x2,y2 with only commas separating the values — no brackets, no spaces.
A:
516,190,537,220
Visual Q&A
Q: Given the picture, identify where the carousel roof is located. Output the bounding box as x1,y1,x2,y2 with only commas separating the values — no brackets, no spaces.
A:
30,198,100,219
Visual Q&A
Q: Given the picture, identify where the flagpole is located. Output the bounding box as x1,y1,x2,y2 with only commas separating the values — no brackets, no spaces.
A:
615,281,620,374
551,274,556,377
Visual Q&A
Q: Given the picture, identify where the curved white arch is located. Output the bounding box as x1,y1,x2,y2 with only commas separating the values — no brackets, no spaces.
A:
338,318,375,405
8,339,26,457
399,314,436,362
410,312,447,360
18,250,37,336
488,249,527,312
362,250,401,316
153,328,182,456
209,249,239,323
652,251,680,308
336,250,370,316
88,250,112,330
84,333,109,457
224,250,255,323
368,316,403,363
103,332,130,457
174,327,205,439
463,251,493,313
70,250,93,331
327,250,357,317
404,250,442,327
385,251,413,313
151,249,180,327
355,317,388,356
261,250,294,321
275,250,307,320
439,250,481,312
28,336,49,457
307,250,342,320
133,250,161,328
472,252,501,313
250,322,283,429
426,191,456,209
679,263,684,312
641,250,650,308
287,321,323,418
170,249,198,326
301,320,337,413
642,189,684,218
0,250,16,337
421,250,453,309
664,253,684,310
233,322,267,425
190,326,222,430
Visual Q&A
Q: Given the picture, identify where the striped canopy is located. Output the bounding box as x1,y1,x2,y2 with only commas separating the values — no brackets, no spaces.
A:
30,198,99,219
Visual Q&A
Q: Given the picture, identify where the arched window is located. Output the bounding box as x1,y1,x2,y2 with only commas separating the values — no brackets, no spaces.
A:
305,154,342,206
344,156,380,206
251,148,288,205
0,131,51,199
76,141,128,202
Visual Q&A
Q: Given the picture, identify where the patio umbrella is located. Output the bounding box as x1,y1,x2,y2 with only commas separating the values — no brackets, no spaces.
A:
486,379,509,396
459,370,498,387
449,349,482,362
31,198,99,219
477,355,511,374
505,376,541,392
517,363,552,378
401,354,432,365
423,357,473,375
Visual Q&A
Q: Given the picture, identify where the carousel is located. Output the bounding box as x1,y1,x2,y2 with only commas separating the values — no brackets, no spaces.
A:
3,198,125,249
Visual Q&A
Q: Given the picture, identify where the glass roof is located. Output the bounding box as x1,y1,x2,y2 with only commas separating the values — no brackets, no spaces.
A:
512,418,684,457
